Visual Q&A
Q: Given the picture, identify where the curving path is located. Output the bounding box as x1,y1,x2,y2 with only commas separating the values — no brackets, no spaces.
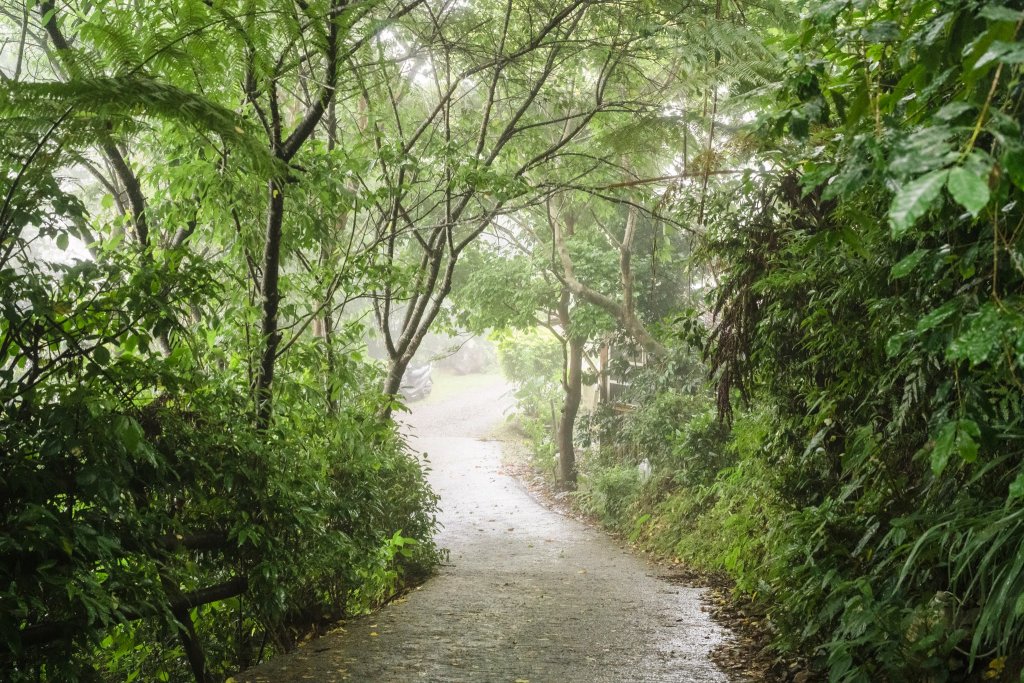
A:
239,374,728,682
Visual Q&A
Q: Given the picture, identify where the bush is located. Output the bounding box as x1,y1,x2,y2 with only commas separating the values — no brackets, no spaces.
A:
0,250,440,682
496,329,563,468
577,465,642,529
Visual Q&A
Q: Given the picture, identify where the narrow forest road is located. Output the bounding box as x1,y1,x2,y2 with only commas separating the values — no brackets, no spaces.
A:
240,374,729,682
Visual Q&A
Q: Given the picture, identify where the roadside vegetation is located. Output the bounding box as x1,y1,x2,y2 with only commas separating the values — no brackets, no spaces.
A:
476,2,1024,681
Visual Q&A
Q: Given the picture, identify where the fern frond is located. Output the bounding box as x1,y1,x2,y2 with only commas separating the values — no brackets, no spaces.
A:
77,21,145,74
1,77,272,169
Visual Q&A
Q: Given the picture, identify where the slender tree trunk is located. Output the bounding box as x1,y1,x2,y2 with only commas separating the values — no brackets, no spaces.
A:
322,307,338,415
255,179,285,429
555,288,582,488
249,1,341,429
160,573,211,683
322,100,340,416
558,334,583,488
377,253,458,419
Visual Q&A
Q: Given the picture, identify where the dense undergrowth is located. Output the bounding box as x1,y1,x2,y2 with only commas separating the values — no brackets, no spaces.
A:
0,241,441,682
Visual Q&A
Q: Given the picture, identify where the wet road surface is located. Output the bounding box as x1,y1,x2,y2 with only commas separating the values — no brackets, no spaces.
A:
239,374,728,682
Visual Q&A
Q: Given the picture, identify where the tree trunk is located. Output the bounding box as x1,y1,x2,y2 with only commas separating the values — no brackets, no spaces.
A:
321,307,338,415
255,179,284,429
376,254,458,419
558,334,583,488
383,354,410,400
555,287,582,489
250,2,340,430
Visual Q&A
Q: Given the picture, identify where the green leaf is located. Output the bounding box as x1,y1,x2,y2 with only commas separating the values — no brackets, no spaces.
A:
1002,147,1024,190
975,41,1024,71
934,102,972,121
931,419,981,475
916,299,959,333
958,420,981,463
980,6,1024,23
889,127,955,177
1010,472,1024,500
891,249,930,279
932,422,957,475
56,232,69,250
886,331,912,357
948,304,1004,365
114,416,143,454
92,344,110,366
890,170,948,237
947,167,990,216
993,41,1024,64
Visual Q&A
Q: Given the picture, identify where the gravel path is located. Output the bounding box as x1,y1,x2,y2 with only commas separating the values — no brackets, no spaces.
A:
239,375,728,682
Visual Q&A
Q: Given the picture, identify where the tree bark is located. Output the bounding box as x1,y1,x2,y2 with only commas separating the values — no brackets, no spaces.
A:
383,354,409,399
161,573,212,683
555,288,582,488
558,335,583,488
255,178,285,429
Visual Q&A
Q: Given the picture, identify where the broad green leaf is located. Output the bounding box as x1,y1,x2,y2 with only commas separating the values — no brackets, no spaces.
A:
994,41,1024,64
931,419,980,475
980,6,1024,23
1010,472,1024,499
56,232,69,250
948,304,1005,365
916,299,959,333
932,422,957,475
114,416,143,454
975,41,1024,70
889,127,955,177
886,331,913,357
891,249,929,279
947,166,990,216
934,102,972,121
890,170,948,237
958,420,981,462
1002,147,1024,190
92,344,110,365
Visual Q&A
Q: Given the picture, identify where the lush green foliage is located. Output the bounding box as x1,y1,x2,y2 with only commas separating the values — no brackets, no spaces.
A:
707,1,1024,678
495,328,565,463
0,156,439,682
1,1,444,680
